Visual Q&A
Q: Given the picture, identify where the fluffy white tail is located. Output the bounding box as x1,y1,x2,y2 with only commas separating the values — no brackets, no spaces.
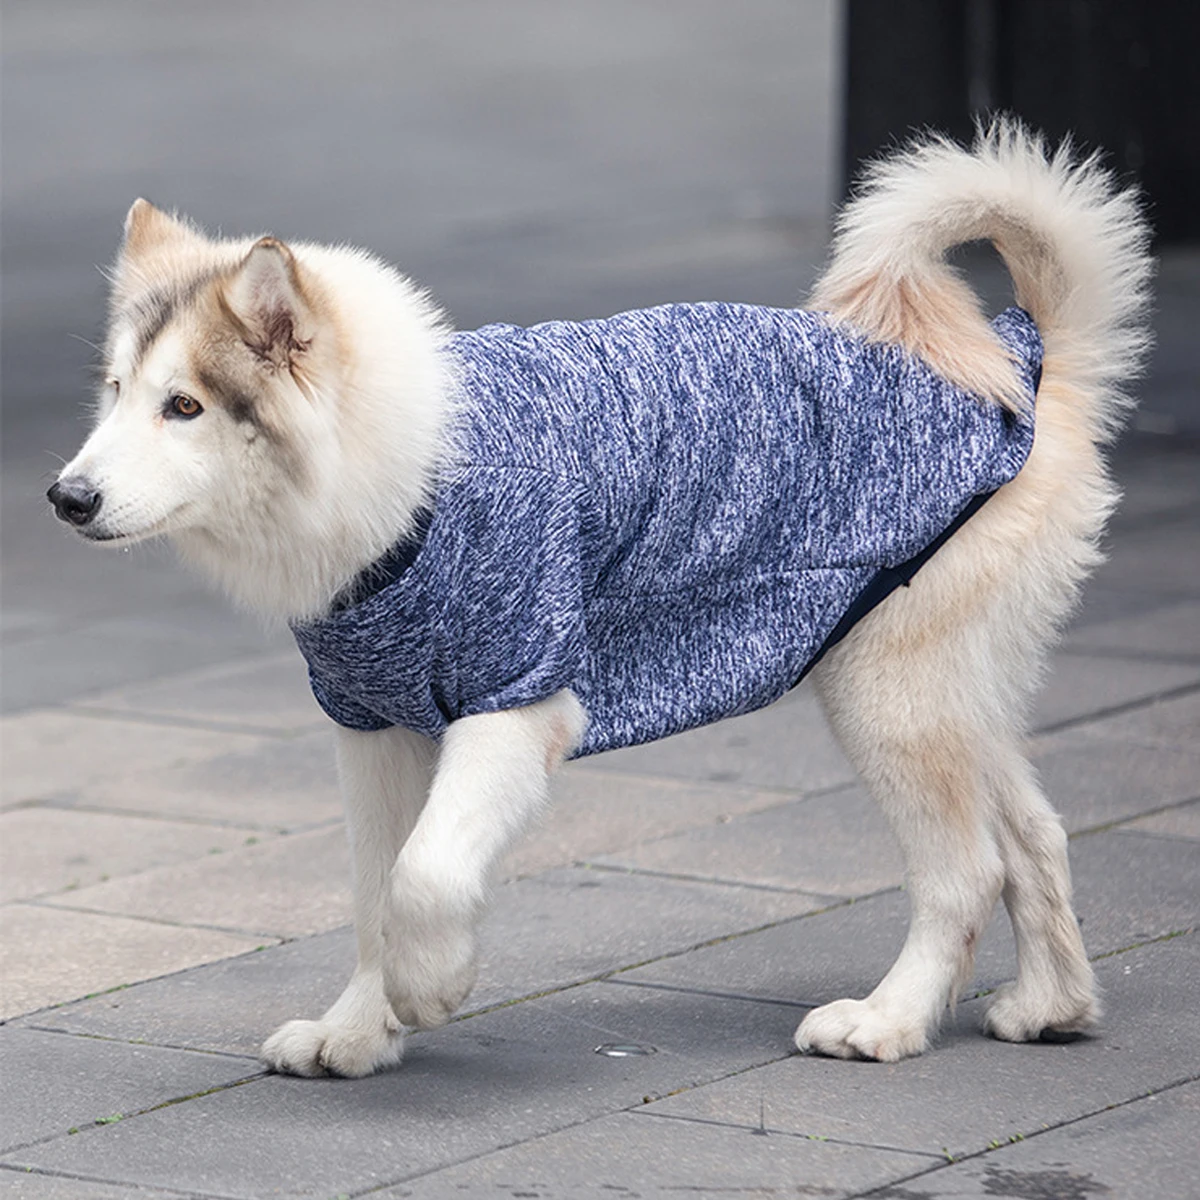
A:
811,118,1153,439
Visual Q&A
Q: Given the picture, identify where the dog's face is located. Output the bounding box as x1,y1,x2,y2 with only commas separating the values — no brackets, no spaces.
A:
49,201,337,549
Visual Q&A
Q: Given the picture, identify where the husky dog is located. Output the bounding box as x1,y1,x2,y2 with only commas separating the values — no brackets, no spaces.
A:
50,122,1150,1078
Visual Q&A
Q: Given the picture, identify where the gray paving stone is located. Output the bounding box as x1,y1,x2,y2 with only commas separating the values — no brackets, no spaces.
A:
1069,830,1200,949
0,808,249,903
0,1026,259,1153
0,712,265,811
1123,797,1200,840
69,729,342,832
26,866,829,1056
1063,599,1200,662
22,930,359,1058
1069,689,1200,753
1061,582,1183,631
0,624,265,717
384,1108,934,1199
0,905,270,1021
0,1169,199,1199
477,867,831,1004
587,682,857,792
618,889,916,1008
73,653,326,736
890,1080,1200,1198
507,765,800,878
619,829,1200,1005
642,934,1200,1160
1032,652,1200,732
590,724,1200,897
1031,730,1200,831
1,984,804,1198
37,825,352,940
592,784,904,897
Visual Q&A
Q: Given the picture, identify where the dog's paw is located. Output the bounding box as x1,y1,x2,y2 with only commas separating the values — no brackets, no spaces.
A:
983,981,1100,1044
794,998,929,1062
261,1018,404,1078
383,916,478,1030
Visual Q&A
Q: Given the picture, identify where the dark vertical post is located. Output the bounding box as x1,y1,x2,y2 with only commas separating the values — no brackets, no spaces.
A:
841,0,1199,243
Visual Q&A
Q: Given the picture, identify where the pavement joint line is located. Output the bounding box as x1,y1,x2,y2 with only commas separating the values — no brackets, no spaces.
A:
843,1071,1200,1199
9,834,348,905
451,916,1190,1032
1068,793,1200,840
61,701,316,740
955,928,1195,1001
0,1071,265,1161
32,795,343,837
0,1162,237,1200
11,892,858,1038
11,901,1179,1065
562,762,810,799
576,858,857,898
559,764,863,807
1033,679,1200,736
636,1106,947,1161
19,897,296,944
601,976,815,1010
558,778,863,859
357,1047,802,1196
1107,823,1200,847
592,888,902,984
1058,643,1200,666
17,1021,264,1063
4,795,314,835
443,892,902,1027
1086,926,1194,963
346,1102,660,1197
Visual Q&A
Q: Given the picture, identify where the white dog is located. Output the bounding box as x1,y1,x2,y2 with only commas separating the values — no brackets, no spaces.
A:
50,121,1151,1077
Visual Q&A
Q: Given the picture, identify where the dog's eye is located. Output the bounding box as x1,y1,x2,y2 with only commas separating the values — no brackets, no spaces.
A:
106,377,120,396
167,393,203,419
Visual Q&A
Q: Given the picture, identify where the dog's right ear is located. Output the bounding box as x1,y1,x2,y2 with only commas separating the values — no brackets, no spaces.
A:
221,237,314,370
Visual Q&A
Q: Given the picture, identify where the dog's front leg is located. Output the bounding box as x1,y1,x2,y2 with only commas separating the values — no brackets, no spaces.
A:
383,690,585,1030
262,724,436,1078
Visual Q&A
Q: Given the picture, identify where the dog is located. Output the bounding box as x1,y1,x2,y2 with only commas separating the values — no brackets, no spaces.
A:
49,121,1151,1077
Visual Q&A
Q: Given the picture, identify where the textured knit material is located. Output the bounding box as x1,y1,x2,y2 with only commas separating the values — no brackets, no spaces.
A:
291,303,1041,757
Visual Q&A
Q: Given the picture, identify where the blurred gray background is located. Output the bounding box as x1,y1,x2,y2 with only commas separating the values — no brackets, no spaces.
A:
2,0,1196,714
1,0,839,711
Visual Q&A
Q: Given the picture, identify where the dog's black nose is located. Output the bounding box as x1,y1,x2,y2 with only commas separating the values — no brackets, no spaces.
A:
48,478,102,526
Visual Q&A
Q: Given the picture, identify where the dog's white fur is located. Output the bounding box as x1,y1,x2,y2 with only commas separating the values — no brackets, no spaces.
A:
53,121,1152,1075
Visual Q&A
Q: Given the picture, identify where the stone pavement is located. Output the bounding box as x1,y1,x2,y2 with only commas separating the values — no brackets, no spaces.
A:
2,432,1198,1198
3,2,1199,1196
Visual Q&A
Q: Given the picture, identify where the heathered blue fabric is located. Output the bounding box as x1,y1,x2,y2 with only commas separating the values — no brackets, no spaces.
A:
291,303,1041,757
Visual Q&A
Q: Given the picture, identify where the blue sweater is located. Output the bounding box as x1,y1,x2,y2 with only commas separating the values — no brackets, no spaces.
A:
292,303,1040,757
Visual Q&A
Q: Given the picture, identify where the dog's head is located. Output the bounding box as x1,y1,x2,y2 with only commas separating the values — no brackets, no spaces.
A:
49,201,345,551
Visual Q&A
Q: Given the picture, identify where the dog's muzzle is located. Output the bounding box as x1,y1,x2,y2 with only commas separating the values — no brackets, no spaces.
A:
48,478,102,527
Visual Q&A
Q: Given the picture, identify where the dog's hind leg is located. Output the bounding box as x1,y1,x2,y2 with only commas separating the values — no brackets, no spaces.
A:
795,633,1007,1061
262,724,436,1077
984,747,1097,1042
381,689,586,1031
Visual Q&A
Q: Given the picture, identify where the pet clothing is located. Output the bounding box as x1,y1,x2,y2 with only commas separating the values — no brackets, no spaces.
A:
292,303,1041,756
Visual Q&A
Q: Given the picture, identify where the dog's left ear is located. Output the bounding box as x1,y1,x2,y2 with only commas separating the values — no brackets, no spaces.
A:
121,198,201,258
223,237,313,368
111,199,207,304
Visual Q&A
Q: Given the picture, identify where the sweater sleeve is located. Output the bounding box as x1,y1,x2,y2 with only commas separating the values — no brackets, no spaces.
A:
306,668,394,733
441,466,587,721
